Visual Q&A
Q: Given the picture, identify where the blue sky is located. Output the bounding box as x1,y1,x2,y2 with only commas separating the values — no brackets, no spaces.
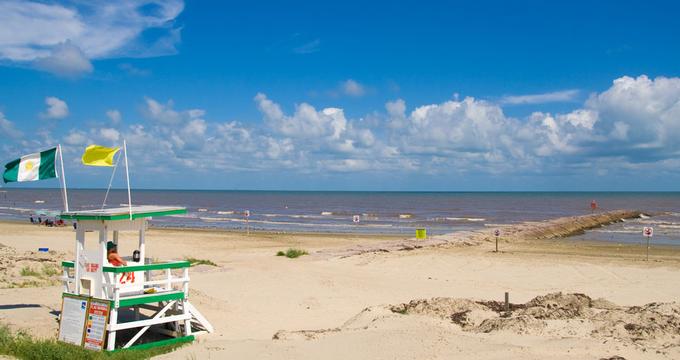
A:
1,0,680,190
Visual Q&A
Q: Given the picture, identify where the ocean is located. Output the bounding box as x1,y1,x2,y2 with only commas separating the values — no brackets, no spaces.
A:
0,189,679,245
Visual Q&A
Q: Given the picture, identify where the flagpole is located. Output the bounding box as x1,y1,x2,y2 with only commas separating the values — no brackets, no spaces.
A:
57,144,69,212
101,150,121,210
123,139,132,220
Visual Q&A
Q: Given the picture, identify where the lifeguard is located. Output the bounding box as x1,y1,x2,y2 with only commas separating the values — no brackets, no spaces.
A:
106,241,127,266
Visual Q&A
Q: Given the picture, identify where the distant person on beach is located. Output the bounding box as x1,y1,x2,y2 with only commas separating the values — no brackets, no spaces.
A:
29,215,34,224
107,241,127,266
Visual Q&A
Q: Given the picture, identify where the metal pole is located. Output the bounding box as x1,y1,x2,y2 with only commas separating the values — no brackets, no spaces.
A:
123,140,132,220
57,144,69,212
504,292,509,312
495,236,498,253
646,237,650,261
101,150,121,209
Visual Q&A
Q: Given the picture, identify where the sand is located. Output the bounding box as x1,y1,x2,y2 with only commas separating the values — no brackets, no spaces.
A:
0,215,679,359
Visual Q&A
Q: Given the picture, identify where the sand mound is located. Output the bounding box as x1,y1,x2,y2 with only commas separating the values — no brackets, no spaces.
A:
386,292,680,351
0,244,66,288
274,292,679,356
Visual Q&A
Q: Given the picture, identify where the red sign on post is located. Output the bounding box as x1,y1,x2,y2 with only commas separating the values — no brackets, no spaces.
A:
643,227,653,237
85,263,99,272
83,298,111,351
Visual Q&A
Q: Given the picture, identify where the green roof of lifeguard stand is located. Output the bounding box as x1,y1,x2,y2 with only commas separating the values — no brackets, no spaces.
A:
60,205,186,221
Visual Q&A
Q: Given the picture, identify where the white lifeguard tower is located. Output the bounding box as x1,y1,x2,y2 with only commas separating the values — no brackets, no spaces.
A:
60,205,213,351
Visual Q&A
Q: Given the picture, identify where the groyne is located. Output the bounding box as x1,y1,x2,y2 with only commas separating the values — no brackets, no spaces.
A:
316,209,644,258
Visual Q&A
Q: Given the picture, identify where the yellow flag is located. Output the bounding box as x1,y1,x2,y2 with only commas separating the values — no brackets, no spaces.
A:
81,145,120,166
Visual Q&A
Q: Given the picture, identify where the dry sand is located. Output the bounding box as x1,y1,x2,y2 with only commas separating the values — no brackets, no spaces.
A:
0,216,679,359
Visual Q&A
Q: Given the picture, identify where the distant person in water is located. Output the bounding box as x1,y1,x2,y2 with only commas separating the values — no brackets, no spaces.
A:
107,241,127,266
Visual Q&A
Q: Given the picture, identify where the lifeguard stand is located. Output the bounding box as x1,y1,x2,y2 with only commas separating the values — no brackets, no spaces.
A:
60,206,213,351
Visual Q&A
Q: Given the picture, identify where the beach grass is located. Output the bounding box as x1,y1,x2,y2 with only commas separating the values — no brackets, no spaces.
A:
276,248,308,258
19,267,40,277
41,265,60,277
0,324,185,359
185,257,217,267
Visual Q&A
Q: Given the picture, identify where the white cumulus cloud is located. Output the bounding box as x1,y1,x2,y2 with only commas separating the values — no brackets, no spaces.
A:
501,89,580,105
42,96,69,119
0,0,184,76
341,79,366,97
106,109,122,124
0,111,22,139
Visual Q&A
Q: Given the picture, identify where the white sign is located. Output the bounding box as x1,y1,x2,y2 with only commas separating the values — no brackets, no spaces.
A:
244,210,250,217
58,295,88,346
643,227,654,237
494,229,501,237
352,215,360,223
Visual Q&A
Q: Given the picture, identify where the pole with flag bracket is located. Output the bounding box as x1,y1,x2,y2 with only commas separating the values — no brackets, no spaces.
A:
57,144,69,212
123,140,132,220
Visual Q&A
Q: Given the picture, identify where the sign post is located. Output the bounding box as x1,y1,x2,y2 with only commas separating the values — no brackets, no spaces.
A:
244,210,250,235
494,229,501,252
643,226,653,261
353,215,360,224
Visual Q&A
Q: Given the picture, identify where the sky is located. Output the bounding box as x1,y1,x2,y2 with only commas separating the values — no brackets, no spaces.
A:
1,0,680,191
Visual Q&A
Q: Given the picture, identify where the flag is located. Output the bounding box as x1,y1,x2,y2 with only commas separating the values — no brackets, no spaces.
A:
3,147,57,183
82,145,120,167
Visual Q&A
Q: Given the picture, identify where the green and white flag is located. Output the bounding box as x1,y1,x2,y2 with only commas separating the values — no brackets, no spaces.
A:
3,147,58,183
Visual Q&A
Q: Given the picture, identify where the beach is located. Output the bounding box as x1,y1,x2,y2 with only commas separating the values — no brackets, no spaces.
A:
1,213,679,360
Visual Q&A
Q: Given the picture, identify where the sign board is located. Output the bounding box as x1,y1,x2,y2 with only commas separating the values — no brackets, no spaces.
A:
83,298,111,351
352,215,360,223
78,249,104,297
58,294,89,346
244,210,250,217
416,228,427,240
643,227,654,237
494,229,501,237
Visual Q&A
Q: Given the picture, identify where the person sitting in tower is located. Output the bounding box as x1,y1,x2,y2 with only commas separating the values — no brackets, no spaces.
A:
107,241,127,266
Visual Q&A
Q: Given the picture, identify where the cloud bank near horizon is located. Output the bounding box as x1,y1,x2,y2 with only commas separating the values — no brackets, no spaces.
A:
1,75,680,185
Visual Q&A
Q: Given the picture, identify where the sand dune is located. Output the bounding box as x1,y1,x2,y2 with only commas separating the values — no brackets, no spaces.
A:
271,292,680,359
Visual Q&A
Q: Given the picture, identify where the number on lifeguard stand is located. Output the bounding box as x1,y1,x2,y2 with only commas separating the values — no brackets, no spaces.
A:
119,272,136,284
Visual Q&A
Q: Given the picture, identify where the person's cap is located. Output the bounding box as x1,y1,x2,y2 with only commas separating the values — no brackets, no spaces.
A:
106,241,116,250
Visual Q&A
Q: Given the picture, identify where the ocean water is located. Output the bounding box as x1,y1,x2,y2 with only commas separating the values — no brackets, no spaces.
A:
0,189,679,245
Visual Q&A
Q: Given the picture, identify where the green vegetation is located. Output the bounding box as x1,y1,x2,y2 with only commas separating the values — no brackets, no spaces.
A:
41,265,60,277
276,248,308,259
19,267,40,277
185,257,217,267
0,324,186,360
